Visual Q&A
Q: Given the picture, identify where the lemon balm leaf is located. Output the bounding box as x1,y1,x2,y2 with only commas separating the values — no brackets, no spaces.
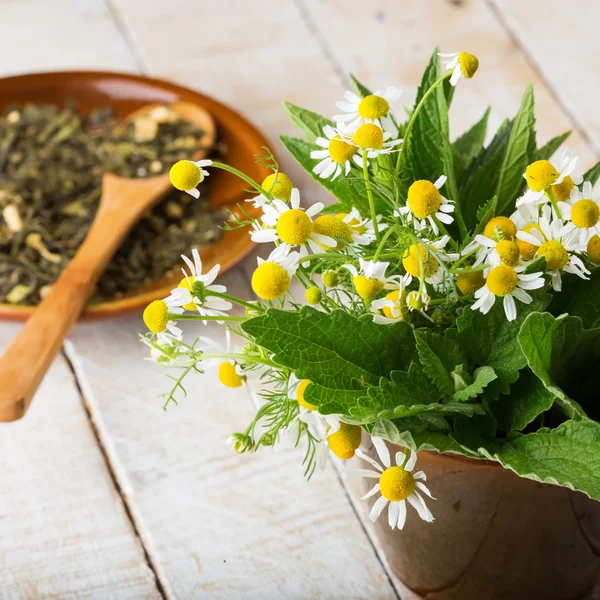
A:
535,130,571,162
282,101,334,142
452,366,497,402
582,160,600,187
349,73,372,98
452,107,490,182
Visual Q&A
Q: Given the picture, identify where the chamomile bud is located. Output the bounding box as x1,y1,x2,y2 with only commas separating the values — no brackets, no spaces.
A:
143,300,168,333
229,433,254,453
525,160,559,192
218,362,244,388
322,270,339,287
170,160,202,191
252,262,290,300
406,290,429,311
588,234,600,265
456,267,485,295
327,423,362,460
483,217,517,241
262,172,293,201
305,286,323,305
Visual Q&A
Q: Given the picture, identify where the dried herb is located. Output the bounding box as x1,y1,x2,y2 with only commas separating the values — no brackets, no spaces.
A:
0,103,221,305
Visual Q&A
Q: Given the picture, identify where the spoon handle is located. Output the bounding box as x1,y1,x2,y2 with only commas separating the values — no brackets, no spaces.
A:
0,176,166,421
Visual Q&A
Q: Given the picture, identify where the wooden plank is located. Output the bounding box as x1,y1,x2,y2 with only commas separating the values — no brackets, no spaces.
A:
0,323,161,599
489,0,600,154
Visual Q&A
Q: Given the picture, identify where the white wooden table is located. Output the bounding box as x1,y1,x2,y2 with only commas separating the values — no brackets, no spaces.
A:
0,1,598,598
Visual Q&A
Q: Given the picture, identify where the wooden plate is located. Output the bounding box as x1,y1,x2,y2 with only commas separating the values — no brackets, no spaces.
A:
0,71,270,321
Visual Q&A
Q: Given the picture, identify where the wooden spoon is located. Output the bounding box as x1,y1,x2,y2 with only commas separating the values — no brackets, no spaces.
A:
0,101,217,422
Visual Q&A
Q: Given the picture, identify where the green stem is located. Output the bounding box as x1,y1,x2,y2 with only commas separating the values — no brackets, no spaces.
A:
452,245,479,270
451,263,490,274
201,352,278,369
210,161,273,200
373,224,397,261
429,295,472,306
363,152,380,242
546,186,563,220
208,291,263,312
169,313,247,322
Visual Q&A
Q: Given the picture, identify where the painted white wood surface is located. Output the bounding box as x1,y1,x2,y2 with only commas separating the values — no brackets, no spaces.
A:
1,0,600,598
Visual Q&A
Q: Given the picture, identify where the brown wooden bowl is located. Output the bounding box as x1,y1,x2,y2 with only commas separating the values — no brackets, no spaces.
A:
0,71,270,321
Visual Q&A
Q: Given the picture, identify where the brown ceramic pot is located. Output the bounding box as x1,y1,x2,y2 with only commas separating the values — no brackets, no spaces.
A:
358,441,600,600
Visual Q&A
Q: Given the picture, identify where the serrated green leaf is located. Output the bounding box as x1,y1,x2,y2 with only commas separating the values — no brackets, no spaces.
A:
583,161,600,186
460,119,513,230
480,418,600,501
474,195,497,234
452,107,489,182
492,368,555,432
452,366,497,402
443,76,455,109
523,255,546,274
549,268,600,329
242,307,416,415
517,312,585,418
415,331,467,395
349,73,372,98
282,101,334,142
452,413,497,450
535,130,571,162
495,84,536,215
447,291,552,398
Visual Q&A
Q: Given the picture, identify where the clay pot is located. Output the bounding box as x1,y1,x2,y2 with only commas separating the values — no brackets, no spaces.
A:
358,442,600,599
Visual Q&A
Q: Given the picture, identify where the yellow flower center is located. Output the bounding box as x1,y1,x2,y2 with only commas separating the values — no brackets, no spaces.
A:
337,213,366,234
277,209,313,245
456,267,485,295
218,362,243,388
525,160,559,192
407,180,442,219
587,234,600,265
305,286,322,305
177,277,198,311
170,160,202,191
262,172,293,201
402,243,439,278
327,423,362,460
486,265,519,297
358,94,390,119
296,379,317,411
379,466,416,502
516,223,545,260
383,290,409,320
353,275,384,301
143,300,169,333
571,199,600,229
328,135,358,164
483,216,517,241
546,175,574,202
312,215,354,249
458,52,479,79
496,239,521,266
251,262,290,300
538,240,569,270
352,123,384,150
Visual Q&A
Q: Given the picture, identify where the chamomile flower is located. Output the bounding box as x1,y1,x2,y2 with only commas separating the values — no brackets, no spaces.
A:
559,181,600,247
345,123,403,158
288,374,341,433
370,274,412,324
398,176,455,234
401,235,457,289
251,245,300,300
310,125,362,180
253,188,334,254
518,151,580,207
516,213,589,291
214,330,245,389
343,259,403,302
169,159,212,198
439,51,479,86
340,209,387,245
142,296,183,339
333,86,402,135
351,438,434,530
167,249,232,322
472,265,545,321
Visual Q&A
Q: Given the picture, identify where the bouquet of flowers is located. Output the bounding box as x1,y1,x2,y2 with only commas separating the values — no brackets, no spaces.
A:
141,49,600,532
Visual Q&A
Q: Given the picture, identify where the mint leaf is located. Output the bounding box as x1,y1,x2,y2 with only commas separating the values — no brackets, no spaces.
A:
583,161,600,186
282,101,334,142
535,130,571,162
447,291,551,397
452,366,497,402
242,308,416,414
495,84,536,215
481,419,600,501
349,73,372,98
452,107,489,182
549,268,600,329
415,331,466,395
474,195,497,235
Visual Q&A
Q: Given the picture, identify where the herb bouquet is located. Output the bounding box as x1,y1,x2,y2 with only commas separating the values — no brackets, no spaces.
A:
141,49,600,594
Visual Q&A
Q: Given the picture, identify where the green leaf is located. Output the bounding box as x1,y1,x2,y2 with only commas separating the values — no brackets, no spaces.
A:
535,130,571,162
242,308,416,415
583,161,600,186
481,418,600,501
523,255,546,274
405,50,459,219
492,368,555,433
282,101,333,142
495,84,536,215
349,73,372,98
474,195,497,235
460,119,513,230
447,291,551,397
452,366,497,402
517,312,585,417
452,107,490,182
549,268,600,329
415,331,466,394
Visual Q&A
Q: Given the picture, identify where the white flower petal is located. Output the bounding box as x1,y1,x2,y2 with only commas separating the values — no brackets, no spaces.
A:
369,495,389,522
